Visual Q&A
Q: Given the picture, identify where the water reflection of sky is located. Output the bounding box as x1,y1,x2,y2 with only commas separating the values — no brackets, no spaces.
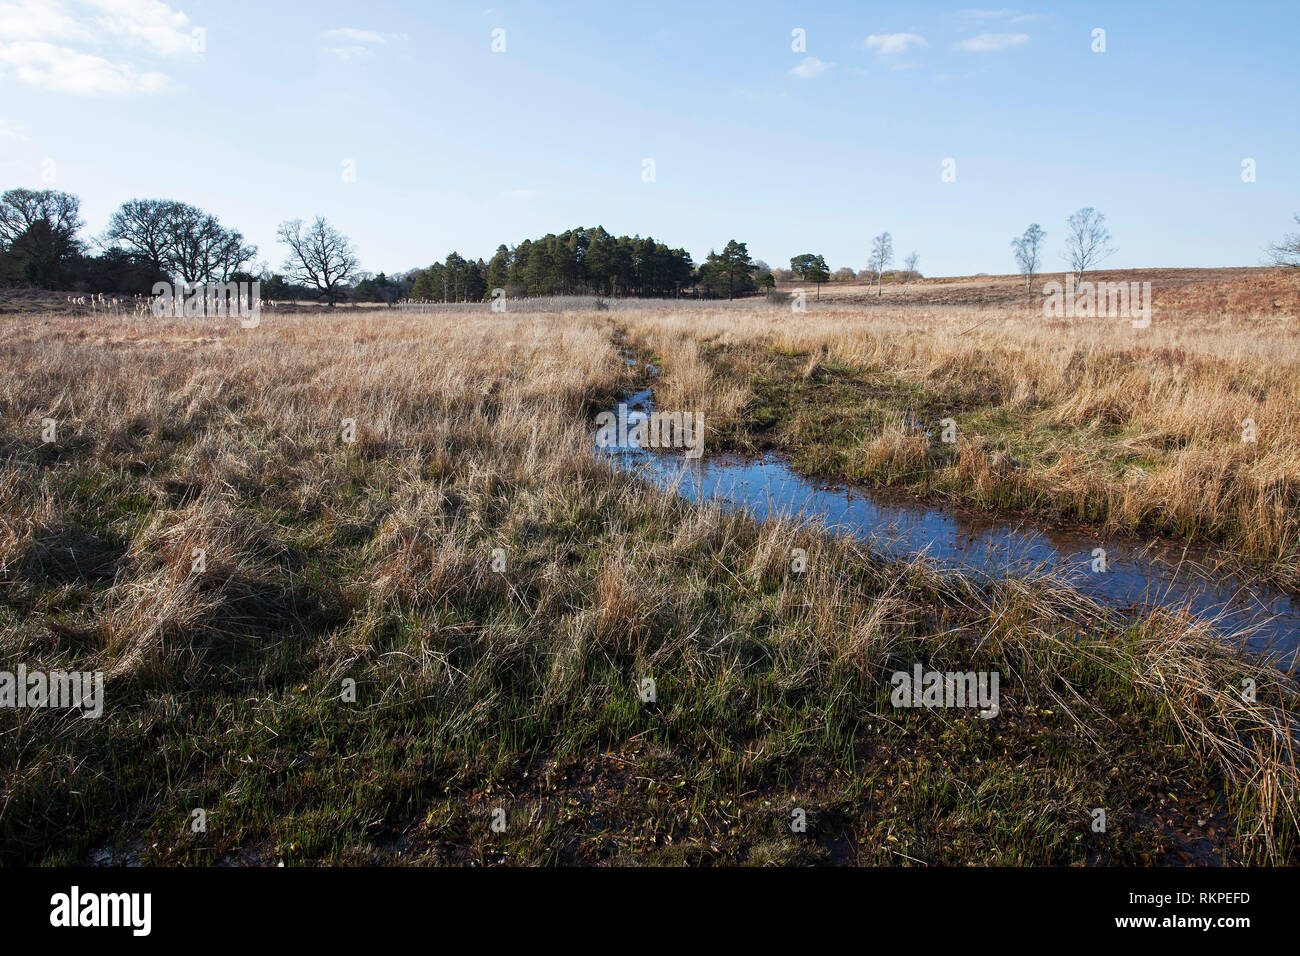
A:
599,393,1300,663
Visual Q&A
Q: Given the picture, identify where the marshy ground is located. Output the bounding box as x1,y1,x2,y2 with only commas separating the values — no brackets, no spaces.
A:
2,271,1298,865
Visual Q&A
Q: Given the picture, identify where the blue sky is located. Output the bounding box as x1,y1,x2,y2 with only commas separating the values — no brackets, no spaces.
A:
1,0,1296,277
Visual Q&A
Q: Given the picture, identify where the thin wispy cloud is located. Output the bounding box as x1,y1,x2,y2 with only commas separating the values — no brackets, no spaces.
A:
790,55,833,79
323,28,388,45
956,33,1030,52
326,45,375,60
864,33,928,55
0,0,196,94
322,27,407,59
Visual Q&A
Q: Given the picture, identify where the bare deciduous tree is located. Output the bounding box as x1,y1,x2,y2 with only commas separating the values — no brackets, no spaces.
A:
168,207,258,283
902,251,919,294
868,231,893,298
166,204,220,283
105,199,174,277
0,188,83,288
210,228,258,281
1011,223,1046,296
277,217,359,306
0,188,83,248
106,198,256,282
1063,207,1114,284
1267,213,1300,267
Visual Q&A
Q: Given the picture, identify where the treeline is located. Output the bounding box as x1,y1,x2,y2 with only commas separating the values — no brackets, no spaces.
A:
0,187,408,303
19,183,1294,308
0,189,160,292
407,235,923,303
410,227,707,301
0,188,260,294
5,185,866,304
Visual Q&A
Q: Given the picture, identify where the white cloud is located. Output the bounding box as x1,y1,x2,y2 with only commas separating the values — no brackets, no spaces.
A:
790,55,832,79
955,32,1030,52
0,0,196,94
0,1,90,42
864,33,928,55
84,0,196,56
321,27,405,59
0,40,169,93
323,28,387,45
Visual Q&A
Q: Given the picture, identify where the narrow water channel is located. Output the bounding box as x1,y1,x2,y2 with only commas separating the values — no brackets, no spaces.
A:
599,386,1300,664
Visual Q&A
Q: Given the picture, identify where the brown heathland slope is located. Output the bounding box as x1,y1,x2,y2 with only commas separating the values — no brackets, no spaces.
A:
789,266,1300,317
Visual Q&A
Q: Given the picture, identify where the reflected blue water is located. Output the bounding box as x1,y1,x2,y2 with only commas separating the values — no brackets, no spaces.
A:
599,389,1300,663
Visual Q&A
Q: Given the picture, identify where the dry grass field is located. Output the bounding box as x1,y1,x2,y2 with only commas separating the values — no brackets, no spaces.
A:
1,271,1298,867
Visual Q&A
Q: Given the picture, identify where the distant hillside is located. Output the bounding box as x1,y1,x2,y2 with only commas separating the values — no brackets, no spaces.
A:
781,266,1300,316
